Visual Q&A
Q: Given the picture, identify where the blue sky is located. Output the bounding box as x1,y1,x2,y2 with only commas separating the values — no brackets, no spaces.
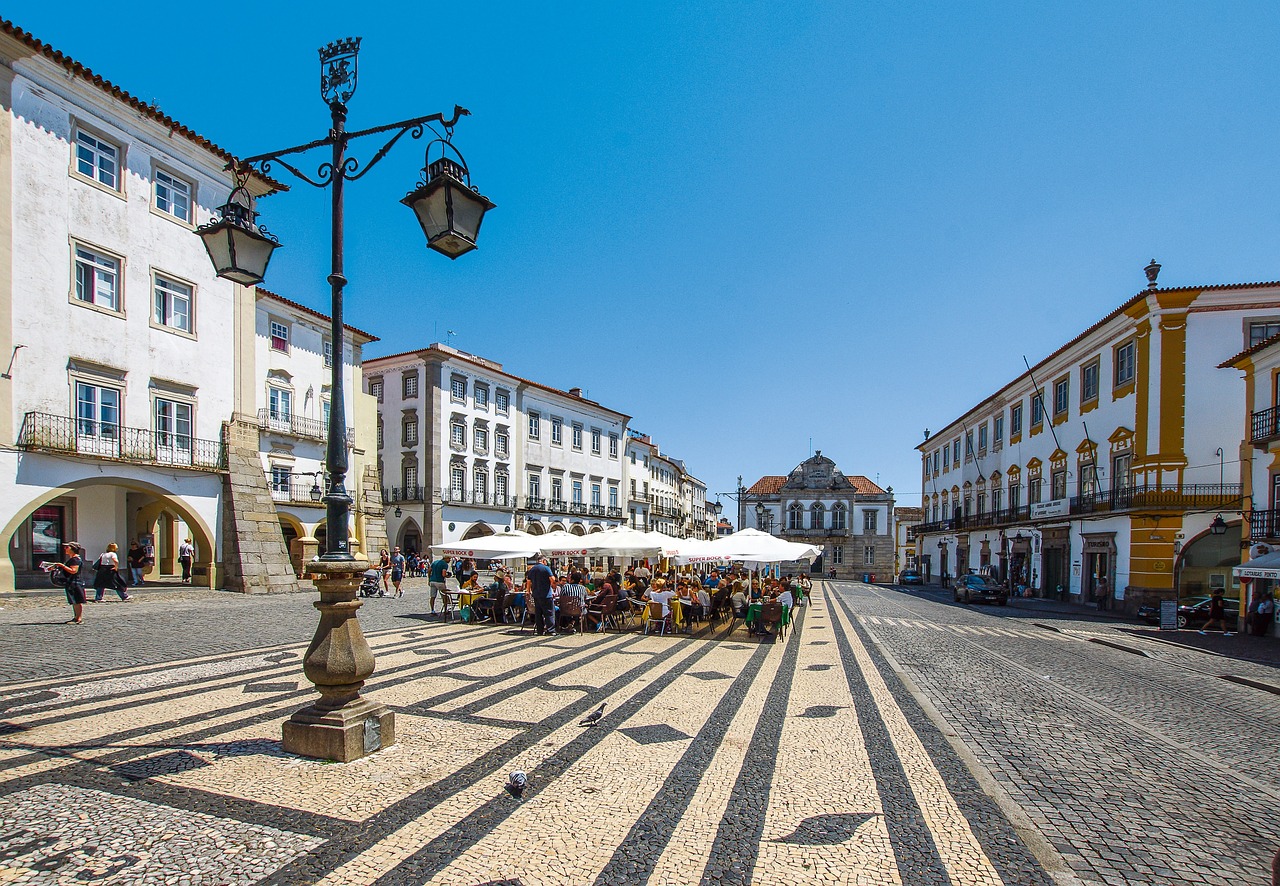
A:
11,2,1280,509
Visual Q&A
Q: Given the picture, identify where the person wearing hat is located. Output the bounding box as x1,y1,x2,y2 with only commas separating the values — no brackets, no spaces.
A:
51,542,86,624
523,553,558,635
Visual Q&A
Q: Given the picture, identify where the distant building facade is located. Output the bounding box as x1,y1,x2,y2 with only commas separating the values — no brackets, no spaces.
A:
744,452,895,579
893,507,923,580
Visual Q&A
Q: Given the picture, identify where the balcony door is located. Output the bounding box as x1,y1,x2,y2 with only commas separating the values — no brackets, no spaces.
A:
75,382,120,456
154,399,192,465
268,387,292,432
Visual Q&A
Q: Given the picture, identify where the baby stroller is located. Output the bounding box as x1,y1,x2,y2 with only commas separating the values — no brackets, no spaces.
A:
358,569,383,598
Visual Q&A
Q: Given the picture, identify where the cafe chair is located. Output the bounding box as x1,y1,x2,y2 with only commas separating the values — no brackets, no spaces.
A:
558,595,585,634
759,600,783,642
644,600,669,636
439,589,460,622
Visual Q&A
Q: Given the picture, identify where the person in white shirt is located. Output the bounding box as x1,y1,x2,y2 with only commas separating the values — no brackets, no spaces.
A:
776,588,794,609
646,583,675,615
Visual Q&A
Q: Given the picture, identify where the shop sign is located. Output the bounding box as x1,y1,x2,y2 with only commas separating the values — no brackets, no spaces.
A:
1030,499,1069,520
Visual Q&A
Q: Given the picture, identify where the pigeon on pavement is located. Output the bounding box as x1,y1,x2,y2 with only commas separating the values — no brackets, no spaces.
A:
505,770,527,798
578,702,606,727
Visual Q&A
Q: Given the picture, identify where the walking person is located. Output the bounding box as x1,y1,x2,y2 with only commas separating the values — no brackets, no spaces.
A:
1198,589,1234,636
524,553,558,636
389,546,406,598
378,549,391,595
91,542,131,602
178,537,195,584
51,542,86,624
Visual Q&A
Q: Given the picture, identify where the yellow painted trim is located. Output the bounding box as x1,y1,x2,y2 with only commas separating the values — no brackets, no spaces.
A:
1154,289,1199,311
1009,433,1022,445
1080,398,1098,415
1158,312,1188,458
1111,381,1135,401
1132,321,1152,459
1052,413,1068,427
1030,422,1044,438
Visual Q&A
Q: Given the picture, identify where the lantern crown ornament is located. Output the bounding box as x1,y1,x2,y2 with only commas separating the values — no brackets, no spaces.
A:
194,170,280,286
320,37,361,107
402,138,495,260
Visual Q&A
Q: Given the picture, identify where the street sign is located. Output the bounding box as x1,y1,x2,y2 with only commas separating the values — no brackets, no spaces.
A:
1159,599,1177,631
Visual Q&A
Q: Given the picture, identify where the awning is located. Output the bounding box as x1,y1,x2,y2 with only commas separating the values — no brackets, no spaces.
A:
1233,548,1280,579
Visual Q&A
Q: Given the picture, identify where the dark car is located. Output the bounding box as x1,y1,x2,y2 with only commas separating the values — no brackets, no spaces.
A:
1138,595,1241,629
899,569,924,586
955,574,1008,606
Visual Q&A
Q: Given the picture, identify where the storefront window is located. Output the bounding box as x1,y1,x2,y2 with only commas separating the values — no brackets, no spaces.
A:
30,505,64,569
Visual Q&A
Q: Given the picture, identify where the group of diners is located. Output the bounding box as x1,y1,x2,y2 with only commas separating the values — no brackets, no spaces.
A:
421,552,811,639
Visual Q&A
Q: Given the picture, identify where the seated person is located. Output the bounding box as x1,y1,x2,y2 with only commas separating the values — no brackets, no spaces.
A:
645,580,675,616
472,575,509,622
775,586,794,609
585,586,617,631
729,586,749,618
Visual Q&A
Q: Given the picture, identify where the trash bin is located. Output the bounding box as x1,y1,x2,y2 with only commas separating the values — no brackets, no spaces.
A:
862,573,871,583
870,573,875,583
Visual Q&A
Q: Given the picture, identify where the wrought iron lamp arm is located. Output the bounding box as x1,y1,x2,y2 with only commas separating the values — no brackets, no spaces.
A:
236,105,471,190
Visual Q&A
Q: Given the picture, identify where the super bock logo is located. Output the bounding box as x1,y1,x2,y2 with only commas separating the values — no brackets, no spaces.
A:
319,38,361,106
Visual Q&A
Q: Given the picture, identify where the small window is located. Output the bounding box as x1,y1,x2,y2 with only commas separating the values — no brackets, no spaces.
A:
864,545,875,566
1051,470,1067,500
154,169,192,222
528,411,540,439
609,433,618,458
270,321,289,352
474,426,488,452
528,473,541,499
475,385,489,410
1010,403,1023,436
323,339,334,369
403,417,418,446
403,373,418,399
1082,360,1099,403
572,424,583,450
551,477,564,502
1053,377,1069,417
978,424,988,453
1114,341,1136,387
74,129,120,190
496,431,509,458
591,483,601,506
495,389,509,415
1031,393,1044,426
591,428,602,454
451,376,466,402
271,466,292,495
993,415,1004,445
450,421,465,448
154,275,193,333
551,417,563,445
572,480,583,504
832,545,843,565
370,379,383,401
964,432,973,461
403,463,419,490
1250,322,1280,348
74,245,121,311
863,510,877,533
952,439,960,464
943,445,950,471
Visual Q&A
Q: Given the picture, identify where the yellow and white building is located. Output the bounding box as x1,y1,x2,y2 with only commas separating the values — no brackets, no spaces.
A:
915,263,1280,612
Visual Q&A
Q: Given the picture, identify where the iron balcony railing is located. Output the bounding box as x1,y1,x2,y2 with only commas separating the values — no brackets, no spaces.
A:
1252,406,1280,445
1248,509,1280,540
914,484,1241,535
256,408,354,446
384,485,426,502
525,496,546,511
18,412,226,472
269,484,328,506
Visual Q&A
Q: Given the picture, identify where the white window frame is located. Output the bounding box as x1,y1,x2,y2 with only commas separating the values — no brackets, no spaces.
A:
323,339,334,369
572,423,583,450
450,421,466,449
450,464,465,499
403,373,419,399
551,477,564,503
496,389,509,416
72,243,123,313
451,376,467,402
1115,341,1136,387
528,412,541,440
153,167,192,224
591,428,602,454
609,434,619,458
271,465,292,495
592,483,601,507
270,321,290,353
495,430,509,458
475,385,489,410
267,386,292,428
528,473,541,500
72,127,121,192
572,480,584,504
403,417,418,447
153,272,194,336
370,378,383,401
153,397,193,455
474,426,488,452
551,417,563,445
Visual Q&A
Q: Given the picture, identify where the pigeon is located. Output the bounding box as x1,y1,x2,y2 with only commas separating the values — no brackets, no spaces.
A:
505,770,526,799
578,702,606,727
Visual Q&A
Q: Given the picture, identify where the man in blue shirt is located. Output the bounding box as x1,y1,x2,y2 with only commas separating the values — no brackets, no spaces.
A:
428,555,450,616
523,554,558,635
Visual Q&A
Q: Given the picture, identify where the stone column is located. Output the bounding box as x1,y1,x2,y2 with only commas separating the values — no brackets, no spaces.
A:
281,557,394,762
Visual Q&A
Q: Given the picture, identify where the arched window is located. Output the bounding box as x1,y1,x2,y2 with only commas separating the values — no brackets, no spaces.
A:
832,503,847,530
787,503,803,530
810,503,825,530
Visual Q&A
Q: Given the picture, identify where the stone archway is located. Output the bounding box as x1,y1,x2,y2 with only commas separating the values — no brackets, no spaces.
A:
524,521,545,535
397,519,423,554
461,522,494,541
2,477,218,592
570,524,586,536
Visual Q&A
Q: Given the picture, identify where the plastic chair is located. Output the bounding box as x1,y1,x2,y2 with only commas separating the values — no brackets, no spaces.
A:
759,600,783,641
558,594,585,633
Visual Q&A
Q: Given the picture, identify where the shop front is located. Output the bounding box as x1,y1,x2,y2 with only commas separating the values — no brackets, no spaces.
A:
1081,532,1118,609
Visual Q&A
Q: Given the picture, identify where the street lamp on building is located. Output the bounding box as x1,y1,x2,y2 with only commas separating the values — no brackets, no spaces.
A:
1210,514,1228,535
196,38,493,763
755,502,775,534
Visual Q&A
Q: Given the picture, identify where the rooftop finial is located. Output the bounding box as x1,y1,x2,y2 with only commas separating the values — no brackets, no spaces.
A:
1144,258,1161,290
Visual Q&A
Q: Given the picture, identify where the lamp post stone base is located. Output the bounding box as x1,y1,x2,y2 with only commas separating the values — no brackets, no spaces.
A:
281,557,395,762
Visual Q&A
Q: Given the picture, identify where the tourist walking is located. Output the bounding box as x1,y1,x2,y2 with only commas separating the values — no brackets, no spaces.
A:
390,547,406,598
178,537,195,584
378,549,391,595
91,542,131,602
127,541,148,586
51,542,86,625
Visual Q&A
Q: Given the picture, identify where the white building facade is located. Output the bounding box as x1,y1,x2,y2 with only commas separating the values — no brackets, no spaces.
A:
915,266,1275,612
367,344,629,549
0,21,278,590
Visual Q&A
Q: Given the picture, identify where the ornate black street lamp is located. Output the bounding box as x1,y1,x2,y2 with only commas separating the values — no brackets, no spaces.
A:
196,38,493,763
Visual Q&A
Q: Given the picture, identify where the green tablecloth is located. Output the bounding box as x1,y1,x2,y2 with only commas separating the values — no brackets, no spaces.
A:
744,602,791,627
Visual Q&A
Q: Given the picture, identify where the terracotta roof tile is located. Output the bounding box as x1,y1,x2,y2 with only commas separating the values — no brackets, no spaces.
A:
256,288,378,343
745,474,887,495
1218,330,1280,369
1,18,284,194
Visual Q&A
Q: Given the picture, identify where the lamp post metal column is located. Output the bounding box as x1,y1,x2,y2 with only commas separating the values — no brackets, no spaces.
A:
196,37,493,762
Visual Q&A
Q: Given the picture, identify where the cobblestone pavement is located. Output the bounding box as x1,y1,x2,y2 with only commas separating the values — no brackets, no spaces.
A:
833,581,1280,886
0,581,1058,885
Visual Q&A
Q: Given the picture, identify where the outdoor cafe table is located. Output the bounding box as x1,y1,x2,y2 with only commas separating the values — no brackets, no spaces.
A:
744,602,791,629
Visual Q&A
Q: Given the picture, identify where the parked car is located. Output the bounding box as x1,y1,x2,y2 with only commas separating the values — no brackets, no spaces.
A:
899,569,923,586
955,574,1008,606
1137,596,1241,628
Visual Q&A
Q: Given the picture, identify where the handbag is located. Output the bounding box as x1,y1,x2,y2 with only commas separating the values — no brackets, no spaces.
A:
49,567,69,587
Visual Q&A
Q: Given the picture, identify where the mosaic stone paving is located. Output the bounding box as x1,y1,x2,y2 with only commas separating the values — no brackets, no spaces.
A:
0,587,1054,885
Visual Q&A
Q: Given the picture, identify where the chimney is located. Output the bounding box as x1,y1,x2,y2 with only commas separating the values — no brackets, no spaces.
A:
569,387,582,398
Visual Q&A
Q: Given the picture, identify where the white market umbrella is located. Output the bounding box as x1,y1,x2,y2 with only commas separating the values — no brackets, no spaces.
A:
535,530,595,558
710,528,821,565
575,526,669,558
430,530,539,560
